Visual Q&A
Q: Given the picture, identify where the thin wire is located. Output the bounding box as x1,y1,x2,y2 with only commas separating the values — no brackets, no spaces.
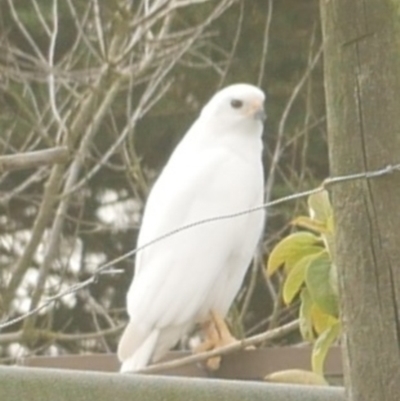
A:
1,163,399,331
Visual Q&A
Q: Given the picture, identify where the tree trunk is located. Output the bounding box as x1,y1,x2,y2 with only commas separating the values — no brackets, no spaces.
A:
320,1,400,400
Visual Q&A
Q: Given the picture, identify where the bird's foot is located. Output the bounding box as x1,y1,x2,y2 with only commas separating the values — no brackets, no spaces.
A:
194,310,237,371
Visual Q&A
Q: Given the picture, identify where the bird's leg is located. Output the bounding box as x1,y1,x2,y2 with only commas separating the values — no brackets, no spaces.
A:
193,318,221,370
194,310,237,370
209,310,237,347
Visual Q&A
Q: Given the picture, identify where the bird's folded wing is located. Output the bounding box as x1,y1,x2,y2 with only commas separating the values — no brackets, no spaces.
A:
126,148,264,334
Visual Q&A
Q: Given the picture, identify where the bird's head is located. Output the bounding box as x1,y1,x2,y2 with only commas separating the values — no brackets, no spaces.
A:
200,83,266,130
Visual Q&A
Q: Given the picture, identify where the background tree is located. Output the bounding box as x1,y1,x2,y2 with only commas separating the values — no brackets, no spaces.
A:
320,0,400,399
0,0,326,363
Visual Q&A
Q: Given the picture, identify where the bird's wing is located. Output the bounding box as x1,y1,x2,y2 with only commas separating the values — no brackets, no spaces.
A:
120,147,264,359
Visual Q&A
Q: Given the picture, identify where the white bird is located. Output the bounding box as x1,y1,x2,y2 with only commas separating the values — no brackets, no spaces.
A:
118,83,266,372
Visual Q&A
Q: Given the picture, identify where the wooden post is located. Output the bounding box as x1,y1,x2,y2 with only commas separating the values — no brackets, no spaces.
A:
320,1,400,400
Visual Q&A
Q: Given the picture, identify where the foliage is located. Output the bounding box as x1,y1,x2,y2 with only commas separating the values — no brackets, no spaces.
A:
267,190,340,375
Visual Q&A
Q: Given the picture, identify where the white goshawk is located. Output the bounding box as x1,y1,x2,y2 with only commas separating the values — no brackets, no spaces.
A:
118,83,266,372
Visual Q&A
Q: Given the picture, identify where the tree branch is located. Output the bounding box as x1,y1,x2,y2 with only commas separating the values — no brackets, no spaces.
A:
0,324,124,345
0,147,69,172
138,319,299,374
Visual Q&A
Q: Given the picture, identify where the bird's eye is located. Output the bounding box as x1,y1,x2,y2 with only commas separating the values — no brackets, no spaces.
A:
230,99,243,109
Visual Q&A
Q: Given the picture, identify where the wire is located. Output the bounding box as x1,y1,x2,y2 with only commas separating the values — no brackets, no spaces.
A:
1,162,399,331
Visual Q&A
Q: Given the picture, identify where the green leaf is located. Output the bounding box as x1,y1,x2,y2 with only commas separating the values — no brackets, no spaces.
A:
321,215,335,258
308,190,332,224
264,369,329,386
292,216,330,234
329,262,339,297
311,304,339,335
267,232,323,276
299,287,314,342
305,252,339,317
312,321,341,375
326,215,334,233
283,252,323,304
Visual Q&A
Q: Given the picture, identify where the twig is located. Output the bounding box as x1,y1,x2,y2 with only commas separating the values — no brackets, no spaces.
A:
0,168,48,205
0,324,124,345
137,319,299,374
257,0,273,87
6,0,46,63
0,147,69,172
1,278,97,330
218,0,244,88
48,0,68,139
264,43,323,205
239,254,260,322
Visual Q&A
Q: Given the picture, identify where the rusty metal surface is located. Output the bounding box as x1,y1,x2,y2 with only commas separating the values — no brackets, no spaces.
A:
19,346,342,381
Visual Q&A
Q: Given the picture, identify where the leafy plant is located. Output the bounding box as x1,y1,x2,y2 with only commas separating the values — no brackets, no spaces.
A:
267,190,341,375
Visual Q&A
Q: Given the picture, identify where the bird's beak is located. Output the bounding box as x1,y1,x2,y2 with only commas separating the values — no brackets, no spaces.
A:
248,100,267,122
254,107,267,122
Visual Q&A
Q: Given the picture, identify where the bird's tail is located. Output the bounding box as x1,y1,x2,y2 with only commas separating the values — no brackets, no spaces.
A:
119,327,159,373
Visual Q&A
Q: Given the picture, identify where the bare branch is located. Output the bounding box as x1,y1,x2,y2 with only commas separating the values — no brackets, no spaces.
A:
264,43,323,202
0,147,69,172
257,0,273,87
23,79,123,332
0,324,124,345
138,319,300,374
